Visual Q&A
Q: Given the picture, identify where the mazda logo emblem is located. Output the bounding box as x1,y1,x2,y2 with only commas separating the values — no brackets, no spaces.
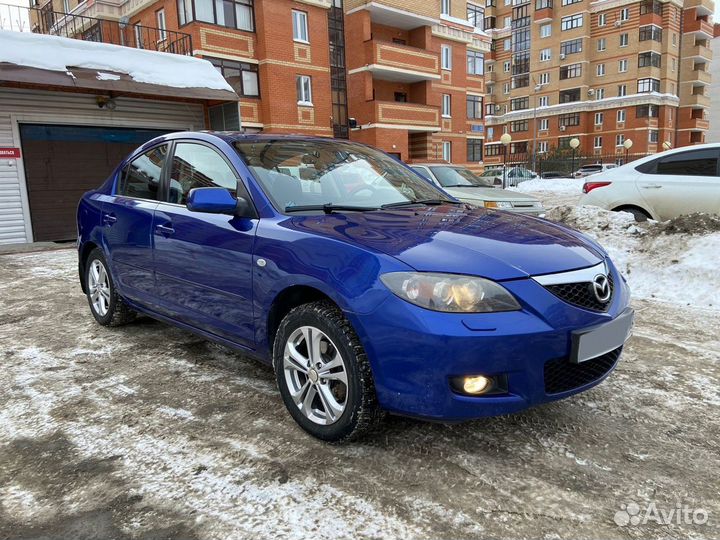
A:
592,274,611,303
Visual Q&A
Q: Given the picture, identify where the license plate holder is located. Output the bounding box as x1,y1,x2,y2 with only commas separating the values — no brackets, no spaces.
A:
571,308,634,364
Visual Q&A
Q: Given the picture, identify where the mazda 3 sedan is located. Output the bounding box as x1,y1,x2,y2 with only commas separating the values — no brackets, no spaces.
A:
77,132,633,442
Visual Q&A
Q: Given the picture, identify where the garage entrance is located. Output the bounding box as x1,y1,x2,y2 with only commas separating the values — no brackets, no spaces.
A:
20,124,169,242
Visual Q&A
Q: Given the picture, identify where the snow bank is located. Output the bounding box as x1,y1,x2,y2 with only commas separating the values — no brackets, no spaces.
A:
548,205,720,310
0,29,234,92
510,177,585,194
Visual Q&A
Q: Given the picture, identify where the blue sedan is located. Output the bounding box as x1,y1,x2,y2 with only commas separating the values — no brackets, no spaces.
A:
77,132,633,442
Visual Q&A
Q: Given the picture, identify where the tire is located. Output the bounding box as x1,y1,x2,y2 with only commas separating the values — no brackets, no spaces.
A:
84,248,136,327
615,207,650,222
273,301,383,442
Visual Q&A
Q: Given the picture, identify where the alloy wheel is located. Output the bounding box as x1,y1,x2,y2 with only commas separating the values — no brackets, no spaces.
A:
88,259,111,317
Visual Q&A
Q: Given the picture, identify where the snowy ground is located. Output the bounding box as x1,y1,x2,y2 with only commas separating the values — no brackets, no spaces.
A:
1,242,719,539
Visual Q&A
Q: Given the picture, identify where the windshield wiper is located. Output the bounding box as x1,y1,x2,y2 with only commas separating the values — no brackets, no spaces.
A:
285,203,379,214
381,199,461,209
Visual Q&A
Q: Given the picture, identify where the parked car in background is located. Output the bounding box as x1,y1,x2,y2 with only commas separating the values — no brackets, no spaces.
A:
580,144,720,221
78,132,633,442
410,163,545,216
475,166,538,187
541,171,571,179
573,163,618,178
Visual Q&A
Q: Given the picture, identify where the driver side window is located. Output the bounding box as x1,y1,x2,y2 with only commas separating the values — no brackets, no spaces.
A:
168,143,238,205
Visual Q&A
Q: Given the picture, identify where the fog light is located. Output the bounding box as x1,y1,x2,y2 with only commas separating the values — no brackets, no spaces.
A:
463,375,492,394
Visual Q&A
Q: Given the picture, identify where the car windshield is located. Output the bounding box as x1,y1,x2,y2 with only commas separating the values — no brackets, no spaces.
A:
234,140,452,213
429,166,494,187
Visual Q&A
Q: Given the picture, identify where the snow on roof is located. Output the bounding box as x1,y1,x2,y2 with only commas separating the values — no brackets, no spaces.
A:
0,29,234,92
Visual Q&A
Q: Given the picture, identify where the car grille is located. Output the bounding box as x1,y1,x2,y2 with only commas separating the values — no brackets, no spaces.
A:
544,347,622,394
545,273,614,312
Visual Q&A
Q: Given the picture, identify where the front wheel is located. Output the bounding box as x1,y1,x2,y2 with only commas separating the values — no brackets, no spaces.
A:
84,248,136,326
273,302,383,442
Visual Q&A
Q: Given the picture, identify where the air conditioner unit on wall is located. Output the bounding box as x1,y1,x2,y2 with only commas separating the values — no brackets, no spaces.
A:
614,20,622,27
588,88,595,96
560,125,567,131
560,53,566,60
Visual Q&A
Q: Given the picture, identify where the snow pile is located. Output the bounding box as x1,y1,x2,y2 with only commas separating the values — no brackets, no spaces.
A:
548,205,720,310
511,177,585,195
0,29,234,92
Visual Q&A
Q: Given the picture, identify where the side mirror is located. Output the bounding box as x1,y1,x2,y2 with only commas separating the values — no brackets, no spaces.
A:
187,187,252,217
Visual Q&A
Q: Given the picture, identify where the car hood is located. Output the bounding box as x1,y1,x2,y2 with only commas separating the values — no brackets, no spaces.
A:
443,186,539,203
282,206,604,280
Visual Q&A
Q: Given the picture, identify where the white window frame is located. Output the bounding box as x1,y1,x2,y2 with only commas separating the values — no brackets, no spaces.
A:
441,0,451,15
134,24,145,49
296,75,313,106
594,136,602,149
441,44,453,70
538,96,549,107
620,33,628,47
618,84,627,97
594,112,604,125
540,48,551,61
503,60,511,72
597,63,605,76
617,109,626,122
539,118,549,130
596,88,605,99
292,10,309,43
442,94,452,118
156,8,167,41
598,13,606,26
619,58,628,72
442,141,452,162
616,134,625,146
597,38,606,51
540,23,551,38
539,72,550,85
620,7,630,21
538,141,549,153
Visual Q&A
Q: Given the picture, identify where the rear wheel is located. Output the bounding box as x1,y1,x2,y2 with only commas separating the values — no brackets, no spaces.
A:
614,206,650,222
85,248,136,326
273,301,383,442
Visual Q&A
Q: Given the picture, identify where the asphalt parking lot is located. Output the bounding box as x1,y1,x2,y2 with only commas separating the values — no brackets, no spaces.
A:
1,248,718,540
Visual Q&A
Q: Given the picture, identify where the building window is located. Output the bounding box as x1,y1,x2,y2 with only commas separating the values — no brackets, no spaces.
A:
540,48,551,61
558,136,574,149
620,7,630,20
504,15,511,27
538,141,549,153
209,57,259,97
467,95,483,119
441,45,452,70
597,63,605,76
511,119,528,132
503,82,510,94
538,96,549,107
618,84,627,96
638,77,660,93
596,88,605,99
618,59,628,72
638,51,661,68
292,10,309,42
561,0,581,5
178,0,254,31
598,13,606,26
441,0,451,15
503,60,511,72
156,9,167,40
595,112,604,125
559,88,581,103
467,50,484,75
648,129,659,143
539,118,549,130
639,25,662,42
637,104,659,117
539,72,550,85
561,14,583,31
617,109,626,122
597,38,606,51
510,142,527,154
559,113,580,127
540,23,551,38
560,63,582,80
594,136,602,149
640,0,662,15
394,92,408,102
468,3,484,28
619,33,628,46
535,0,552,8
616,134,625,146
485,144,503,157
504,38,511,50
442,141,452,162
560,38,583,56
442,94,452,117
467,139,484,161
511,97,529,110
296,75,313,105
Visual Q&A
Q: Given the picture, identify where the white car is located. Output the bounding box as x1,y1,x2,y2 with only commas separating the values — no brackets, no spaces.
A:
410,164,545,216
579,144,720,221
573,163,618,178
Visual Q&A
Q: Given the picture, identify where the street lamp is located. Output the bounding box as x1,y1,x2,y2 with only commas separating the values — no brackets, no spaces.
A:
623,138,633,163
569,137,580,179
662,141,672,151
531,84,542,175
500,133,512,188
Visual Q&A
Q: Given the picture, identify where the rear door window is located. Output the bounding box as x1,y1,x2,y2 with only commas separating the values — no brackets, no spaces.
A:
649,149,719,176
117,145,168,200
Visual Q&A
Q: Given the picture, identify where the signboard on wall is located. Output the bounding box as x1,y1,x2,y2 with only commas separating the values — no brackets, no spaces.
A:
0,148,21,158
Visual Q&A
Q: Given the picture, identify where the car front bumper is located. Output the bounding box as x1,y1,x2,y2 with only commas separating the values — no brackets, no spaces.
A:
349,262,632,421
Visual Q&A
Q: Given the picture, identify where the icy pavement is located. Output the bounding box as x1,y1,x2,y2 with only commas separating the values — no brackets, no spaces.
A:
0,249,718,539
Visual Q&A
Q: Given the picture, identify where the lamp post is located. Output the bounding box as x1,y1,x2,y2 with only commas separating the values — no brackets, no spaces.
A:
569,137,580,179
623,138,633,163
662,141,672,151
500,133,512,188
531,84,542,175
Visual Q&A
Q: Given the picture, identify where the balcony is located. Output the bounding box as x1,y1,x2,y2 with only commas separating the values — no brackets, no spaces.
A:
689,69,712,85
371,101,440,131
351,1,439,30
678,116,710,130
361,40,440,83
534,0,553,23
685,0,715,16
686,43,713,61
683,93,711,108
684,12,714,36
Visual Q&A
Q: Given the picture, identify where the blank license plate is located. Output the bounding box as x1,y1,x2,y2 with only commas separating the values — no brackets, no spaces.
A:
571,308,634,363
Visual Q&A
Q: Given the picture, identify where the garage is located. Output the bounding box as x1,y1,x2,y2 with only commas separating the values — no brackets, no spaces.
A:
19,124,168,242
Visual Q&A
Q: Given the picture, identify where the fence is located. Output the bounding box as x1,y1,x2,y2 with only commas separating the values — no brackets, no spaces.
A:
490,152,650,178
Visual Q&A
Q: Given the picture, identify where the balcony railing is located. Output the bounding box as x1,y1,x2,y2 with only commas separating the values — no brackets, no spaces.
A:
372,101,440,131
27,6,192,55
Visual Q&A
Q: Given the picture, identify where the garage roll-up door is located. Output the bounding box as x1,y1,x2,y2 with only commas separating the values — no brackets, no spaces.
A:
20,124,170,242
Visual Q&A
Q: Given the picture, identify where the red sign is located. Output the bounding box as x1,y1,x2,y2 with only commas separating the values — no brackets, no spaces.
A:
0,148,21,158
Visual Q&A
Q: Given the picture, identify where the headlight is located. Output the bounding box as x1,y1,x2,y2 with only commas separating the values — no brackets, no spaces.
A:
484,201,513,209
380,272,521,313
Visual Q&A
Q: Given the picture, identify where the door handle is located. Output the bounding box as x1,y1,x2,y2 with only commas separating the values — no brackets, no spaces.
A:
155,224,175,236
642,184,662,189
102,213,117,226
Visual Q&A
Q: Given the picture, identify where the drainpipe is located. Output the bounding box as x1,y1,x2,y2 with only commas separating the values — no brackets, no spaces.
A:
674,5,684,147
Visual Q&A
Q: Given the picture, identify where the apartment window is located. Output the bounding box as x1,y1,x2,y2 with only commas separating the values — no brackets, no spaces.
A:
560,38,583,56
467,139,484,162
616,134,625,146
620,7,629,20
503,61,511,72
539,72,550,85
394,92,407,102
594,112,604,125
63,0,70,12
486,103,496,116
558,137,574,149
560,63,582,80
596,63,605,76
618,85,627,97
510,142,527,154
649,129,659,143
442,141,452,162
594,136,602,148
617,109,626,122
638,51,661,68
467,95,483,119
637,104,659,117
504,38,511,50
561,0,581,5
538,96,549,107
596,88,605,99
619,33,628,47
468,4,484,28
539,118,549,130
441,45,452,70
559,113,580,127
442,94,452,117
619,59,628,72
535,0,552,8
559,88,581,102
640,0,662,15
597,38,606,51
511,120,528,132
598,13,606,26
672,33,677,46
504,16,511,27
296,75,313,105
561,14,583,31
209,57,259,97
484,16,496,30
292,10,309,42
485,144,503,157
672,58,676,71
467,50,485,75
639,25,662,42
540,48,551,61
538,141,549,153
156,9,167,40
441,0,451,15
540,23,551,38
178,0,254,31
638,77,660,93
511,97,529,110
503,82,510,94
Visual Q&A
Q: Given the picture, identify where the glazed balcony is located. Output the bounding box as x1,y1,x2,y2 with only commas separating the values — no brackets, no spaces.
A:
362,40,440,83
534,0,553,22
370,101,440,132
